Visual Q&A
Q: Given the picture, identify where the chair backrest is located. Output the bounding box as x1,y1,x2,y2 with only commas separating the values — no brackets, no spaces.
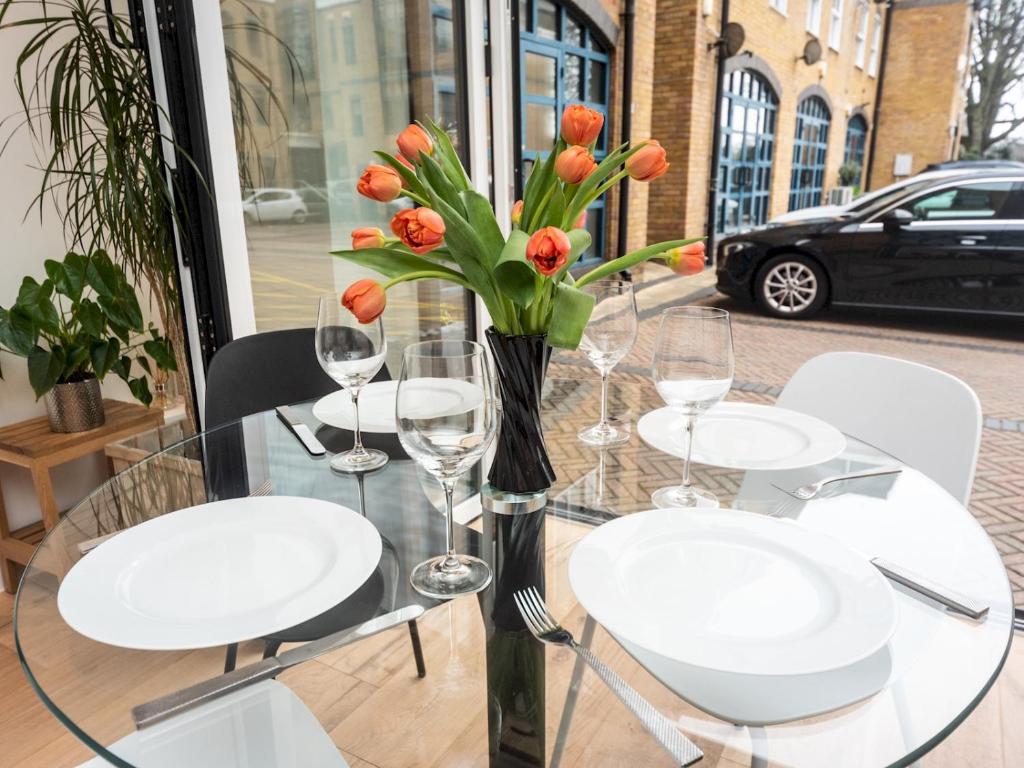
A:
204,327,388,429
776,352,982,506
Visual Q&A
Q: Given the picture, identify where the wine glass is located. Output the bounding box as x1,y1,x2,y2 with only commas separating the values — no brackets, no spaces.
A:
577,279,638,445
397,340,497,598
650,306,734,508
315,294,389,473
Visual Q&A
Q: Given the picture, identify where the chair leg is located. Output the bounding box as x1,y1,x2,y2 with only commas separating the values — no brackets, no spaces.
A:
263,639,283,660
223,643,238,674
551,613,597,768
408,619,426,678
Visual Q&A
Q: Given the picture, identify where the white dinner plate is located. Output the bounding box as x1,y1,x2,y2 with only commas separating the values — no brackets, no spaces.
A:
58,496,382,650
569,508,897,678
637,401,846,470
312,379,485,433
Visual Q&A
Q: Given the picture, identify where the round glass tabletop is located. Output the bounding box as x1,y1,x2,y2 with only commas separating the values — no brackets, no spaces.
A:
13,377,1014,767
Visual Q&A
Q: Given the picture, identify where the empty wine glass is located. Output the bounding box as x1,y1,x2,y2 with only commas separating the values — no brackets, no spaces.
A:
650,306,734,508
398,340,497,598
577,279,638,445
315,294,389,473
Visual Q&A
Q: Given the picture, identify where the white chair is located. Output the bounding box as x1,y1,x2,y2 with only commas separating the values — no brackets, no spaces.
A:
78,680,347,767
776,352,982,506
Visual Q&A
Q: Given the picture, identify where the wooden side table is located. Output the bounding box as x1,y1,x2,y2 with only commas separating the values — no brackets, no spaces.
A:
0,399,164,593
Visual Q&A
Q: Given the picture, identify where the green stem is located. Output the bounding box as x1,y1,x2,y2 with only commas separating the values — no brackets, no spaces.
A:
383,270,472,291
575,237,705,289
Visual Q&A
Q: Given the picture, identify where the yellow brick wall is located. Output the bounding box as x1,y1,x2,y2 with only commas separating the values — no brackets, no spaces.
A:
870,0,972,187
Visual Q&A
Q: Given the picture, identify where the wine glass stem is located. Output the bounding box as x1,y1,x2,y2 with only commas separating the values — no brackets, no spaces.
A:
681,414,697,490
350,387,365,454
598,370,610,428
441,477,459,571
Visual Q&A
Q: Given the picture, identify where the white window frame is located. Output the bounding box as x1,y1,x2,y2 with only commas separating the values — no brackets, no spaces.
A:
854,6,868,69
806,0,823,35
828,0,843,51
868,10,881,76
769,0,788,16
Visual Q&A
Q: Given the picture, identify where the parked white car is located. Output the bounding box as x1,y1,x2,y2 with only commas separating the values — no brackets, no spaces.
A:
242,188,309,224
768,166,1020,226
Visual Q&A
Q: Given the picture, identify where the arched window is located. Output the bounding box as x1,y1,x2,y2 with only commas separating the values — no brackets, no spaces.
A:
717,69,778,235
843,114,868,187
789,96,831,211
520,0,610,261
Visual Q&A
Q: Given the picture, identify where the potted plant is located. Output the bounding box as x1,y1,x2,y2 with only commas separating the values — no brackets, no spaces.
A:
0,250,176,433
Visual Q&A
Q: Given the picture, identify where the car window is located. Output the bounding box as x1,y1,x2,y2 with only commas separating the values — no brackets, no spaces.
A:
852,178,936,217
259,191,290,202
904,181,1014,221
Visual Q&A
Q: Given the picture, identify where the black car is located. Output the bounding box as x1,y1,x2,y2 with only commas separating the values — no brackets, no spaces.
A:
716,172,1024,319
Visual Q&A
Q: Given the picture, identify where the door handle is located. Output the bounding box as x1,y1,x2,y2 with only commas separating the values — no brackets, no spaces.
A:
959,235,987,245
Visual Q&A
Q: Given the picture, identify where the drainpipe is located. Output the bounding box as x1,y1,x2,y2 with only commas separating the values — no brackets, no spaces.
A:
616,0,635,260
706,0,731,263
865,0,893,191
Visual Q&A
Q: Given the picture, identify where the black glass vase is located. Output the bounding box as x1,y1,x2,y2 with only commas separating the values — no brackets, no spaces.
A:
485,328,556,494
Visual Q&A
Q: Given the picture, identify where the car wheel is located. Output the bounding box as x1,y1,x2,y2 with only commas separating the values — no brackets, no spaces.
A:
292,210,308,224
754,255,828,319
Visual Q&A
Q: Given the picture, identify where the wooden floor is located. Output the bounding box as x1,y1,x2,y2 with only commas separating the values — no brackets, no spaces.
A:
1,516,1022,768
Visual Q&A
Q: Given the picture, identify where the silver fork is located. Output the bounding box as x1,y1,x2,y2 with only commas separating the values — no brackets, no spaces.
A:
772,465,902,501
514,587,703,767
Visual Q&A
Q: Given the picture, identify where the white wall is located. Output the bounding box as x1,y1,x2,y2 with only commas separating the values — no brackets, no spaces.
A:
0,18,150,531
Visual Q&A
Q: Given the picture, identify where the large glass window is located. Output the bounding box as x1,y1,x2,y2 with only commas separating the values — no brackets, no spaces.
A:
716,69,778,235
221,0,470,372
843,114,868,187
519,0,610,263
789,96,831,211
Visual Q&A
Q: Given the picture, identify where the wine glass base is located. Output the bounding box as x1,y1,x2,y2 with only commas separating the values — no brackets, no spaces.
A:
577,421,631,446
330,449,389,473
651,485,719,509
410,554,492,599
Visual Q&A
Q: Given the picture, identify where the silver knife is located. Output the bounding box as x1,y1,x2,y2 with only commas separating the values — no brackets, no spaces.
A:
276,405,326,456
871,558,989,620
133,605,424,730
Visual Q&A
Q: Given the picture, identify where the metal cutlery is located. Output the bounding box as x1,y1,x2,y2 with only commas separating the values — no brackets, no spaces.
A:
276,405,326,456
871,558,989,620
773,465,903,500
514,587,703,767
133,605,424,730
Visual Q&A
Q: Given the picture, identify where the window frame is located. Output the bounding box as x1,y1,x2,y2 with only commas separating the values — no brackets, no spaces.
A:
828,0,843,51
868,10,881,76
806,0,823,36
769,0,788,16
854,7,868,69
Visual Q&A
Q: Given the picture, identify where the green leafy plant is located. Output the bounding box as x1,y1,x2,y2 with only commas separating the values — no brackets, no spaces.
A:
0,250,176,404
838,162,861,187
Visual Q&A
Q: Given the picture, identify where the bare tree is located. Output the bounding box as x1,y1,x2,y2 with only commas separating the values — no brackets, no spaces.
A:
962,0,1024,157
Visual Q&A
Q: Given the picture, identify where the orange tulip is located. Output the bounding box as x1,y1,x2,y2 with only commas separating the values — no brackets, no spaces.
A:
555,145,597,184
560,104,604,146
341,279,387,324
391,208,446,254
351,227,386,250
397,124,433,163
357,164,402,202
511,199,524,226
665,242,706,276
625,140,669,182
526,227,572,277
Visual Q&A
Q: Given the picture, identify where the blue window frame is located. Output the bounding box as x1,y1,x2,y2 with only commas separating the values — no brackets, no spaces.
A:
717,69,778,235
844,114,868,186
519,0,610,263
789,96,831,211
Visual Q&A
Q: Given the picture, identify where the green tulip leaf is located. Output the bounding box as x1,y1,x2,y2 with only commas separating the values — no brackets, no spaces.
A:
460,191,505,266
494,230,536,306
330,247,467,285
547,282,595,350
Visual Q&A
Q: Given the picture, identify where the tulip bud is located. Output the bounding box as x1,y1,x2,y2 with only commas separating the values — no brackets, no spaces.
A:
391,207,446,254
397,124,433,163
357,164,402,202
511,199,524,226
665,242,706,276
526,226,572,277
625,140,669,182
351,227,386,250
555,145,597,184
341,279,387,324
560,104,604,146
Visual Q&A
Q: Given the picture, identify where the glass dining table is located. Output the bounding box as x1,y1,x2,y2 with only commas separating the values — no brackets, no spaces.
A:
13,375,1015,767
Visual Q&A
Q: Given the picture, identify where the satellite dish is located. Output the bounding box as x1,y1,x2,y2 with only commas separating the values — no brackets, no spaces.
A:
801,38,822,65
723,23,745,58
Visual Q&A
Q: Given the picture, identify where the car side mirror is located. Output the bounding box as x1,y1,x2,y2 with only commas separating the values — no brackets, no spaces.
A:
881,208,914,234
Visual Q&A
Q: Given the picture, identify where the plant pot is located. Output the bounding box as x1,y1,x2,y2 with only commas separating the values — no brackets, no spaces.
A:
485,328,555,494
44,377,105,433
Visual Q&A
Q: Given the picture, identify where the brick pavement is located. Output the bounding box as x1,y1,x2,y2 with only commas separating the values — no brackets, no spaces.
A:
551,264,1024,600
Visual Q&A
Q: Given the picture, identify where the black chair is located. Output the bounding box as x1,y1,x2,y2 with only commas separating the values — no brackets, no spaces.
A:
205,328,425,677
